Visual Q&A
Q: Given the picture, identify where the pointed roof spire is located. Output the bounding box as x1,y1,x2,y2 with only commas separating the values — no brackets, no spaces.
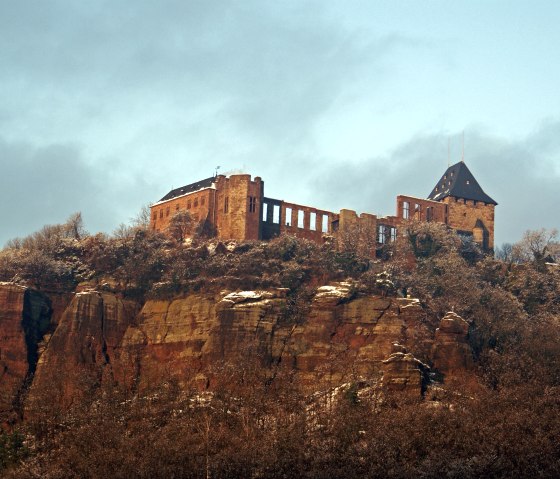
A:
427,161,497,205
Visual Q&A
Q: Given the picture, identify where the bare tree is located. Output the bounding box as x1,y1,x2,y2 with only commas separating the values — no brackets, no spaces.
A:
167,210,194,243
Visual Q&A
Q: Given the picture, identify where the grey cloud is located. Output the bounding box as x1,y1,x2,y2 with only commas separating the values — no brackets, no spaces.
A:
308,124,560,246
0,137,159,246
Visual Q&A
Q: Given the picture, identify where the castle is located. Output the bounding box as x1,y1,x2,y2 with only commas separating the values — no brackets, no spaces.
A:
150,161,497,253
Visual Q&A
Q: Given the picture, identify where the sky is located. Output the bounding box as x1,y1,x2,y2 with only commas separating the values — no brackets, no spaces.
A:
1,0,559,248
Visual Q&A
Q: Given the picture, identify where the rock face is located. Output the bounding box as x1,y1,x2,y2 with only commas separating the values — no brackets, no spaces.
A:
0,282,477,415
382,350,429,398
0,283,51,424
432,311,473,383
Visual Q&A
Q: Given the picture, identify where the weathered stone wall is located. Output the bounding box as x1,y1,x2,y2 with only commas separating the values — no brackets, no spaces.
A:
277,200,335,242
150,188,214,233
443,197,495,250
396,195,447,223
215,174,263,241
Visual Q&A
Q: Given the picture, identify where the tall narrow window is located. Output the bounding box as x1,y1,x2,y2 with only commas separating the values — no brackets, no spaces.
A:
414,203,421,219
224,197,229,213
201,197,205,206
285,207,292,226
187,200,192,209
152,212,157,221
273,204,280,224
403,201,410,219
249,196,256,213
262,202,268,222
390,227,397,242
377,225,386,244
194,198,198,207
322,214,329,233
159,210,163,219
298,210,304,229
426,207,433,221
310,212,317,231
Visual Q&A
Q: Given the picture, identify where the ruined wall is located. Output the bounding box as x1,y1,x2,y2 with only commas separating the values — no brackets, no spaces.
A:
396,195,447,224
276,200,335,242
442,197,495,250
215,174,263,241
150,188,214,233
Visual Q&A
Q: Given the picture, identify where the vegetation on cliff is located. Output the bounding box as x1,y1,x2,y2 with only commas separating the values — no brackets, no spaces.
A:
0,215,559,478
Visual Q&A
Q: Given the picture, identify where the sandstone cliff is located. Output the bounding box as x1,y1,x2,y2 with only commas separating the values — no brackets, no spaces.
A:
0,282,476,419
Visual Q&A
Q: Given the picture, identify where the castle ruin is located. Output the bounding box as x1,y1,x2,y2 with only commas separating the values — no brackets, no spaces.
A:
150,161,497,253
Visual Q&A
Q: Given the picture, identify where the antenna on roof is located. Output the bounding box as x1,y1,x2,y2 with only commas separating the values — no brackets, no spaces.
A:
214,165,221,177
461,131,465,163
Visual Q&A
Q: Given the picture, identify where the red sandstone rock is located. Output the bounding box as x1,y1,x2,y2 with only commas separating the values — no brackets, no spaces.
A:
431,311,474,383
0,283,50,424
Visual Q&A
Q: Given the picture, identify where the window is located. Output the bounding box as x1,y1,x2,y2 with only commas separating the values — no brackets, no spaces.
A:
273,204,280,224
322,214,329,233
390,227,397,242
249,196,256,213
298,210,304,229
310,212,317,231
159,209,163,219
224,197,229,213
377,225,386,244
201,197,205,206
466,180,470,185
285,207,292,226
414,203,421,219
176,204,179,211
262,202,268,222
187,200,191,209
194,198,198,207
403,201,410,219
166,207,170,217
426,207,433,221
152,212,157,221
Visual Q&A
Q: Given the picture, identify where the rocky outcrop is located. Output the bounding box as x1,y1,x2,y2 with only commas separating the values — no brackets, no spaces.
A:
29,291,140,409
0,283,51,424
0,282,478,416
382,344,430,398
432,311,473,383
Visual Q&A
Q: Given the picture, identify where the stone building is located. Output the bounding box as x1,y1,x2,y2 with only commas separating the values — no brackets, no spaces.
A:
150,161,497,252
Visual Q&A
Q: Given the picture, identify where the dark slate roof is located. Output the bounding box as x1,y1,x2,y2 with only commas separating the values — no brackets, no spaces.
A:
427,162,497,205
159,177,215,202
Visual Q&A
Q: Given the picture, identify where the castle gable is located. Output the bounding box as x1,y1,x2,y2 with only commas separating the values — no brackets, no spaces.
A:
428,162,497,205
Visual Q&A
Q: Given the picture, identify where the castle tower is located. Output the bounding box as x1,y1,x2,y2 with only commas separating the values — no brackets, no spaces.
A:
427,161,497,252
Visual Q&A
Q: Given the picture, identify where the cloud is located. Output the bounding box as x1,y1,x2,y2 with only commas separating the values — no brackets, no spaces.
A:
0,137,157,246
307,122,560,245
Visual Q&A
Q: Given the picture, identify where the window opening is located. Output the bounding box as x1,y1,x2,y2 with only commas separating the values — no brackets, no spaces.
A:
273,204,280,224
310,212,317,231
390,227,397,242
249,196,256,213
322,214,329,233
377,225,386,244
194,198,198,207
297,210,304,229
262,202,268,222
403,201,410,219
285,207,292,226
224,197,229,213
